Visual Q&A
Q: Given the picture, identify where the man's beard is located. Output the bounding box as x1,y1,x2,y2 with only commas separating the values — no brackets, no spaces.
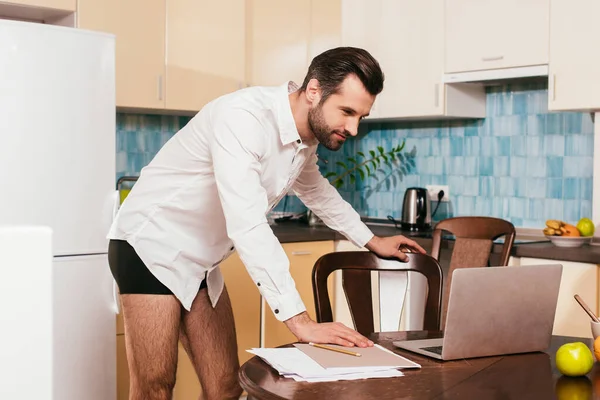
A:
308,104,347,151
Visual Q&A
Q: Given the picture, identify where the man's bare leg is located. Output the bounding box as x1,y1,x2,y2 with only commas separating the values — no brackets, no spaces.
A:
121,294,181,400
180,286,242,400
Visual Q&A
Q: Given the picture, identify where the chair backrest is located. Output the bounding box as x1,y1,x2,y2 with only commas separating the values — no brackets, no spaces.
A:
312,251,443,337
430,216,516,328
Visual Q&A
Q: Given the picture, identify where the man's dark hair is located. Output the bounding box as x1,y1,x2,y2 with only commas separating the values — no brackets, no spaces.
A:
299,47,384,102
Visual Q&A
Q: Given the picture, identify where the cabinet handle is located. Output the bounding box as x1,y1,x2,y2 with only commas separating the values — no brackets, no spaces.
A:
481,56,504,62
434,83,439,107
291,251,312,256
158,75,163,101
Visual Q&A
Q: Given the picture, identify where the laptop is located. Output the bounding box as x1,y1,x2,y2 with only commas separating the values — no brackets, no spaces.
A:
393,264,563,361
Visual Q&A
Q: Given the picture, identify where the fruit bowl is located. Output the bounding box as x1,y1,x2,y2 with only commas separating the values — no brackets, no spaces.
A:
545,235,592,248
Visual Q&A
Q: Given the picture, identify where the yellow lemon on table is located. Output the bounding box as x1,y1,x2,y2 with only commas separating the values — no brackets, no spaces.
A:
556,342,594,377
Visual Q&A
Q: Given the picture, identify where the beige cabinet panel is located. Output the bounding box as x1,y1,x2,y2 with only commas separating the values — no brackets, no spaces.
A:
166,0,246,112
264,241,335,348
309,0,342,61
342,0,484,120
172,343,203,400
116,335,129,400
220,253,261,365
548,0,600,111
516,258,598,339
2,0,75,11
247,0,310,87
445,0,549,73
78,0,166,109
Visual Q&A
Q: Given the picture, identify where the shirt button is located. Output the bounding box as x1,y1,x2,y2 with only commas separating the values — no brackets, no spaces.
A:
274,309,279,314
257,282,261,287
230,246,234,251
296,139,301,144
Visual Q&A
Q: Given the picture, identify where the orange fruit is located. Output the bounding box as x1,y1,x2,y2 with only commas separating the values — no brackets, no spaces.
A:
594,336,600,361
563,224,581,237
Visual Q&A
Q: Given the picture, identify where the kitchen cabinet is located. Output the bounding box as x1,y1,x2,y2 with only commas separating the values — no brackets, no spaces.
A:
78,0,245,112
342,0,485,120
246,0,311,87
263,241,335,348
512,257,598,339
165,0,246,112
1,0,75,11
548,0,600,111
445,0,549,73
77,0,166,110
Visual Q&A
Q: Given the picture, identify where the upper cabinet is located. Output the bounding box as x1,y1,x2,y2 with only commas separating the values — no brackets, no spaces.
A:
246,0,311,87
548,0,600,111
2,0,75,11
342,0,485,120
78,0,245,113
78,0,166,110
165,0,246,112
445,0,549,73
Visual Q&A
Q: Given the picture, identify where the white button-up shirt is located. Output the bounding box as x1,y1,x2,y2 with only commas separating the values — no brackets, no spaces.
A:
108,82,374,321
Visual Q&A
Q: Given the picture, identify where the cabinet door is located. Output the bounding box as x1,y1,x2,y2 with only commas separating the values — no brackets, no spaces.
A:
263,241,335,348
247,0,310,87
165,0,246,112
220,253,261,365
2,0,75,11
517,258,598,338
445,0,549,73
377,0,444,118
78,0,166,109
548,0,600,111
116,335,129,400
309,0,342,61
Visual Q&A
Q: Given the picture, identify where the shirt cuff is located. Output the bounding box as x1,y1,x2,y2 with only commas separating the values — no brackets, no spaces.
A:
347,222,375,249
264,288,307,322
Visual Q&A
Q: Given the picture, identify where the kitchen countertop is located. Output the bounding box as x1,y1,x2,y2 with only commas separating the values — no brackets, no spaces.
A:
270,220,600,265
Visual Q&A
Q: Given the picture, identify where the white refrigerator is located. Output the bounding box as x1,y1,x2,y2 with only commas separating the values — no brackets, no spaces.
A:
0,20,118,399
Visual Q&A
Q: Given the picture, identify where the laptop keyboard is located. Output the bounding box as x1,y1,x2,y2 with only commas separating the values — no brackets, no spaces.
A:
420,345,443,355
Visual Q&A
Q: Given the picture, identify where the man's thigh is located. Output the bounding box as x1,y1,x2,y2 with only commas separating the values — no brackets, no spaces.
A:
181,286,242,400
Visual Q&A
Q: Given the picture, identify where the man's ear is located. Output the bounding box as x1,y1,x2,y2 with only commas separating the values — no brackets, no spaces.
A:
305,78,322,106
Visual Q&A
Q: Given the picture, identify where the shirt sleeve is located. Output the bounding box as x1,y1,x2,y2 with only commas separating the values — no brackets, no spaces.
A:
292,152,374,248
210,108,306,322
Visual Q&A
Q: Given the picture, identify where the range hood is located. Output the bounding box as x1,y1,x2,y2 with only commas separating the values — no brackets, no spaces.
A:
443,65,549,85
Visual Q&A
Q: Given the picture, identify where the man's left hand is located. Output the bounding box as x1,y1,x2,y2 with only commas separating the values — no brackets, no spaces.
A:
365,235,426,261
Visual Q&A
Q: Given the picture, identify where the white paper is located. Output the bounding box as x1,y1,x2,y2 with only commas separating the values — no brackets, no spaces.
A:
247,347,413,382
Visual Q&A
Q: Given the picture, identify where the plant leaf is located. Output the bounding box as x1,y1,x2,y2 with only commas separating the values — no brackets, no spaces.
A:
369,150,376,158
370,160,377,169
390,153,396,161
349,174,356,184
324,172,337,178
365,165,371,176
357,151,366,159
336,161,348,169
357,168,365,180
348,157,358,165
398,141,406,151
382,154,388,163
335,180,344,189
377,146,385,155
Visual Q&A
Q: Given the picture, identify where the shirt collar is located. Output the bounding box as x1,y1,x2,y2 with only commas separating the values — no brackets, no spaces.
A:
277,81,304,147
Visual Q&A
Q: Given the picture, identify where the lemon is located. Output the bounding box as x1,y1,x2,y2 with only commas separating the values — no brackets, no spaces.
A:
577,218,595,237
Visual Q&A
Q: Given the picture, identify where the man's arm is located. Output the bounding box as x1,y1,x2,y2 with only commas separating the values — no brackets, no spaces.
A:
211,110,372,347
293,152,427,259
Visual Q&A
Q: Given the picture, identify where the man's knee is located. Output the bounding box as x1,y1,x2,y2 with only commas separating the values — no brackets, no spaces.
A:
207,382,243,400
133,369,177,400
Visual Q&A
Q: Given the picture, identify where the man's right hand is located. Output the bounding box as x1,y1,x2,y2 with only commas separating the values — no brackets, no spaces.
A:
283,311,374,348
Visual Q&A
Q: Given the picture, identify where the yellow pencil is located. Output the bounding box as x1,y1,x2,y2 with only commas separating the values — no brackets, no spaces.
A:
308,342,362,357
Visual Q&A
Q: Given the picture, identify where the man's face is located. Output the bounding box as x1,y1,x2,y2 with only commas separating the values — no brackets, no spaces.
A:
308,75,375,151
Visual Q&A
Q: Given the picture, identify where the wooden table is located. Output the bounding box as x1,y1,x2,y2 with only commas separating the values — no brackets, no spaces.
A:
239,331,600,399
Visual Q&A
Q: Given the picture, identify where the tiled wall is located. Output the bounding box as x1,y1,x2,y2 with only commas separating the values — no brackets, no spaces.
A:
317,82,594,228
115,82,594,229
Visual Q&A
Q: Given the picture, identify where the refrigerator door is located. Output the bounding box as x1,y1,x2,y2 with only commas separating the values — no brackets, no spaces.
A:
53,253,116,400
0,20,116,256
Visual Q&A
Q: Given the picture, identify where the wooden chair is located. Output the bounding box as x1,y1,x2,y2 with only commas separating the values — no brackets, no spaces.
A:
430,216,516,328
312,252,443,337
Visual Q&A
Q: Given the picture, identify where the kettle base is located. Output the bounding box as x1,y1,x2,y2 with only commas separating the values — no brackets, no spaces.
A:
401,222,431,232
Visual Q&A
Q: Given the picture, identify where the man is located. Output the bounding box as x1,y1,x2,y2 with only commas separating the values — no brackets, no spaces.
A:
107,47,425,400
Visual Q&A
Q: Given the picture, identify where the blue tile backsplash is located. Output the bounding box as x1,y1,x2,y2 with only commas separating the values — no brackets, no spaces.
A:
116,81,594,229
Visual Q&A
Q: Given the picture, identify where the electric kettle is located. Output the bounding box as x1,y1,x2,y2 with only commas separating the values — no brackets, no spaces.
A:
401,187,432,231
